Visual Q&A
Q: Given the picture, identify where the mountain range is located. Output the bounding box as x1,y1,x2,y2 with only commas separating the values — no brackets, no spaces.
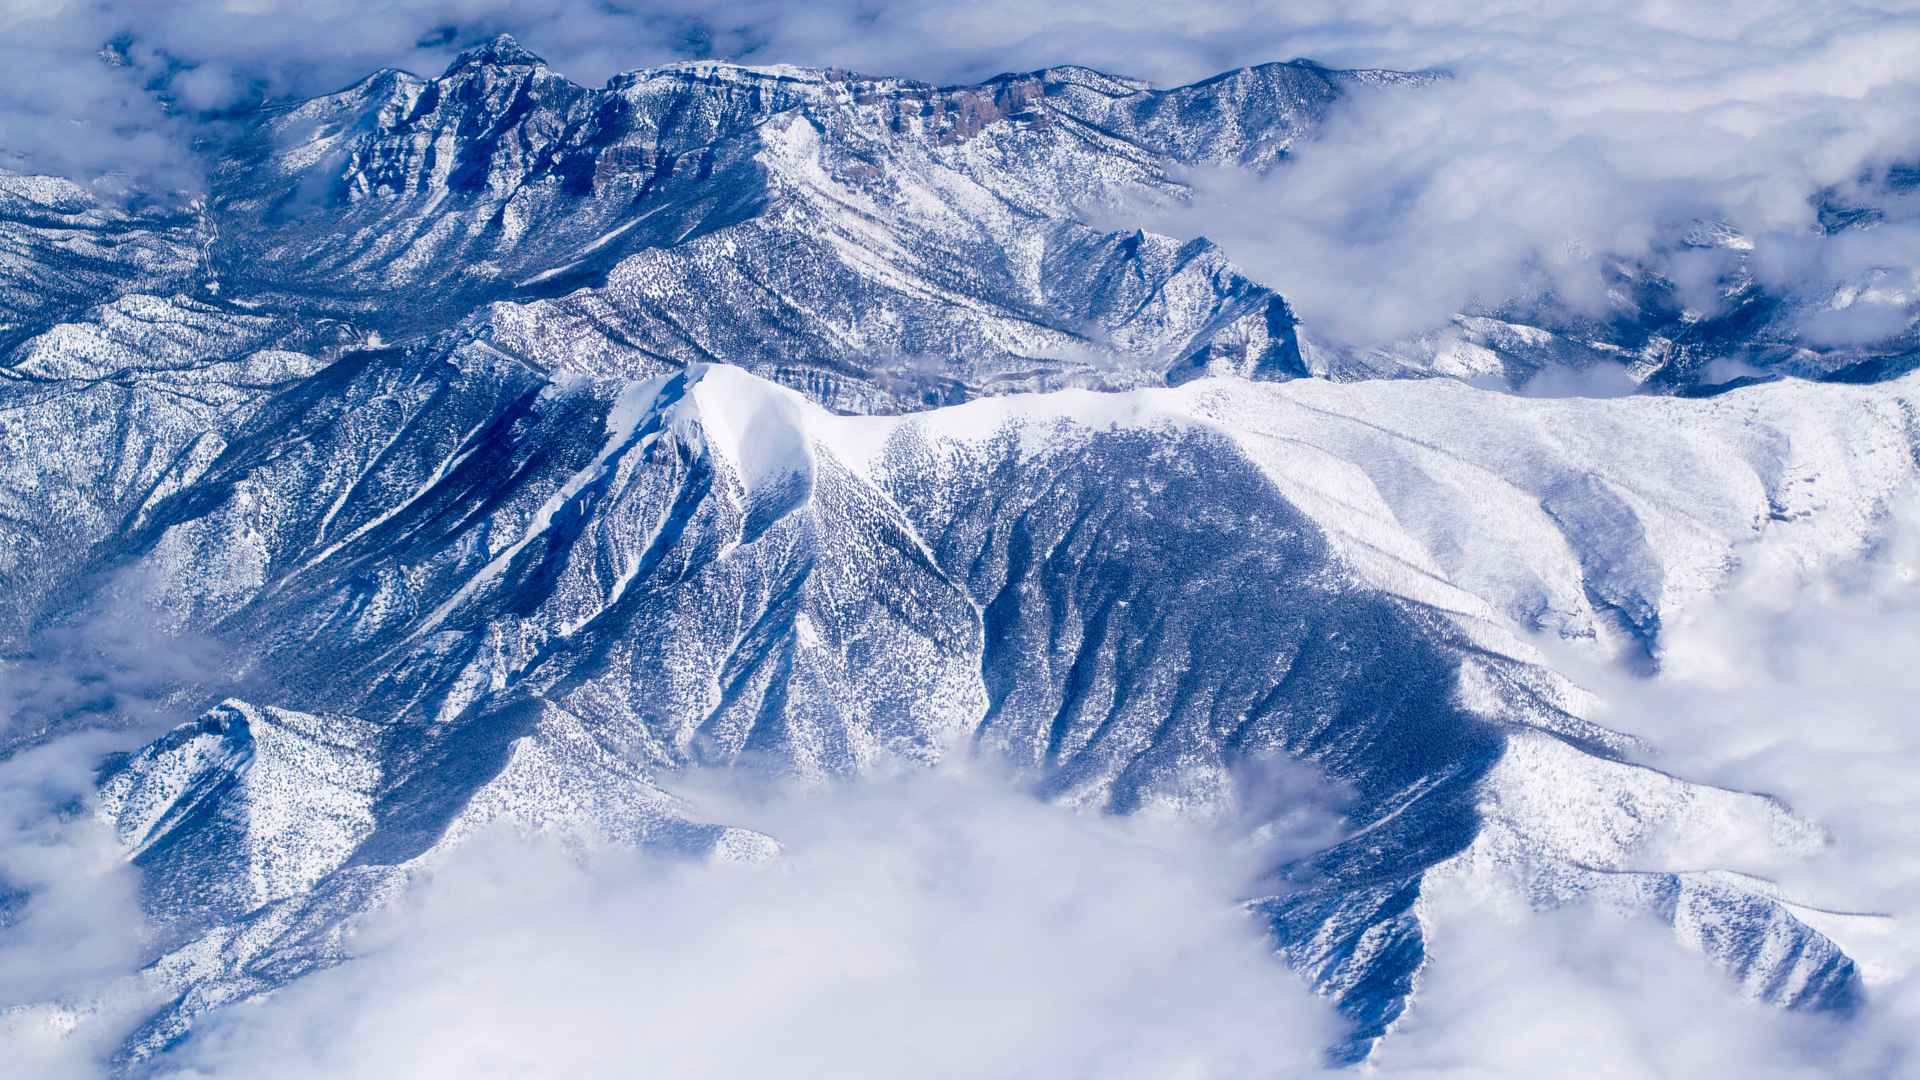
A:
2,34,1916,1071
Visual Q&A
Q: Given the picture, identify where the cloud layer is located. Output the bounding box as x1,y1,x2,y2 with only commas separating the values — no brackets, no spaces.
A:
0,732,163,1080
1507,496,1920,1077
1596,498,1920,978
158,766,1346,1079
1137,5,1920,345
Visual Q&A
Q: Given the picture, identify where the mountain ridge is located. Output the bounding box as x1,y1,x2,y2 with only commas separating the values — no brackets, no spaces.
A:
14,353,1911,1066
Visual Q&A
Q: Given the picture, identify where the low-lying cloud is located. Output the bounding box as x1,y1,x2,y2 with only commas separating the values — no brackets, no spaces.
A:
0,571,235,756
1509,495,1920,1076
1142,7,1920,346
157,765,1347,1079
139,666,1920,1080
0,578,235,1078
1597,497,1920,956
1375,899,1879,1079
0,732,165,1080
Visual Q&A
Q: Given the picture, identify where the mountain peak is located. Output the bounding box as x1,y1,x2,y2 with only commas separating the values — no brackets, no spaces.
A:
445,33,547,75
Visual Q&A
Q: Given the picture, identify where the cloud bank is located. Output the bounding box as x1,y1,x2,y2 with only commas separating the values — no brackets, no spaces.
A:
1138,5,1920,346
1501,496,1920,1077
0,732,162,1080
1597,498,1920,978
0,577,239,1077
156,766,1347,1079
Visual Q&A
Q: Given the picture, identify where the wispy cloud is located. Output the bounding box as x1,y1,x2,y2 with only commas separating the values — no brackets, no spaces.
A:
0,732,163,1080
0,572,232,747
0,576,232,1077
1139,5,1920,346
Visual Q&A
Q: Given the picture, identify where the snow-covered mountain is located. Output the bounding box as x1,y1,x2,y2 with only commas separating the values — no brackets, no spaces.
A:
3,34,1917,1072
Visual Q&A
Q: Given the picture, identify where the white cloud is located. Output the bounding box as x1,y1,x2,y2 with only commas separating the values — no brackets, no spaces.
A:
0,574,232,744
157,764,1345,1079
1489,494,1920,1075
0,582,242,1077
1136,5,1920,346
0,733,164,1080
1599,497,1920,946
1373,899,1872,1080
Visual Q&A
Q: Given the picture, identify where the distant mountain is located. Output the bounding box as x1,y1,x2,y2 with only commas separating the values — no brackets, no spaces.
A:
2,34,1914,1072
